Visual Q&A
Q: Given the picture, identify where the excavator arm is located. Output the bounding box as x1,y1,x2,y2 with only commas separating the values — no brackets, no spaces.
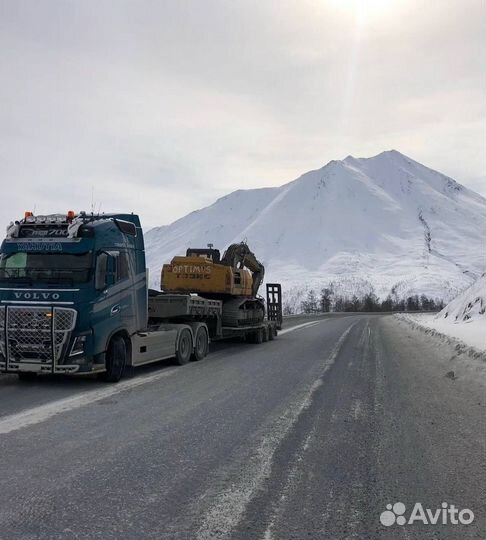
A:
221,242,265,297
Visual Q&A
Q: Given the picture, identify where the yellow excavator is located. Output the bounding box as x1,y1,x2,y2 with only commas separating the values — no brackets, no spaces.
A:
161,242,281,330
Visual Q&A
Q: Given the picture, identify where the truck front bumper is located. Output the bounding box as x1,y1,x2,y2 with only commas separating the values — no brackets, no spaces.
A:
0,360,80,374
0,305,84,375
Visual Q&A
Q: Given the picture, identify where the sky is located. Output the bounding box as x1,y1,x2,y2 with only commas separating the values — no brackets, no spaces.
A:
0,0,485,229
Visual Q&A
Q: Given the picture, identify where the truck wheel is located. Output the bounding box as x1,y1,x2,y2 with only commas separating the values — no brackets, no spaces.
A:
175,329,192,365
254,328,264,345
192,326,209,361
262,326,270,342
17,372,37,381
102,335,127,383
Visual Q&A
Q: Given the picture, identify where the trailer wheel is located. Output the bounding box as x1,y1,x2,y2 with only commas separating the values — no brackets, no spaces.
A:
175,329,192,365
102,335,127,383
192,326,209,361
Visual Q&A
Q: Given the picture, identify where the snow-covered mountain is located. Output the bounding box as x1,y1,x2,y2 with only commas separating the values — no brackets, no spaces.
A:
145,150,486,304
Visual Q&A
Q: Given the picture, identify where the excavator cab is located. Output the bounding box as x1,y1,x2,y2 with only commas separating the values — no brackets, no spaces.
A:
186,247,221,263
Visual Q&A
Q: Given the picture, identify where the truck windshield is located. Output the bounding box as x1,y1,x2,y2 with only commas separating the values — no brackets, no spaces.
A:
0,252,92,284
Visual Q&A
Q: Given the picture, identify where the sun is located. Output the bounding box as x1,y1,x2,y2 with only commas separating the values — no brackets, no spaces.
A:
327,0,397,20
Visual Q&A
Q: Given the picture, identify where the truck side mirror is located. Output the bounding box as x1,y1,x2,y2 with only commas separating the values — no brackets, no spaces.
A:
95,253,108,290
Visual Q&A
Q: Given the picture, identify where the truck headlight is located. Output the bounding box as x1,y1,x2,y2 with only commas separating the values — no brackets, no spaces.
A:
70,335,87,356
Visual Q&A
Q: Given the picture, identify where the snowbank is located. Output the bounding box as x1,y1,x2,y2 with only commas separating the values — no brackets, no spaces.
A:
436,274,485,323
397,275,485,352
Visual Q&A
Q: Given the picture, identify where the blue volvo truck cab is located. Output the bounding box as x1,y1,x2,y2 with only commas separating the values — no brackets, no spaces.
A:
0,212,215,381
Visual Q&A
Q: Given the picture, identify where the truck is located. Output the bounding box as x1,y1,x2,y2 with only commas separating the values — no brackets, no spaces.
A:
0,211,282,382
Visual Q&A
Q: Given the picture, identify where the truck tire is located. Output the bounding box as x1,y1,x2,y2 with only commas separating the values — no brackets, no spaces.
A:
102,335,127,383
17,372,37,381
254,328,264,345
175,328,192,365
192,326,209,361
262,326,269,342
268,326,275,341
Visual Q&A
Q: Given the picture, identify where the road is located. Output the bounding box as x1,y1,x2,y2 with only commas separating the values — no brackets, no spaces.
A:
0,314,484,540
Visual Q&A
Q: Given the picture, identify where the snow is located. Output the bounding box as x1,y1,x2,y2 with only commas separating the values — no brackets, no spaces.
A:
398,275,486,351
144,150,486,303
436,274,486,323
399,314,485,351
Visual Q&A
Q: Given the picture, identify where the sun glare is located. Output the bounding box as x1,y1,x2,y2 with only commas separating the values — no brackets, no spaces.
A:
327,0,396,21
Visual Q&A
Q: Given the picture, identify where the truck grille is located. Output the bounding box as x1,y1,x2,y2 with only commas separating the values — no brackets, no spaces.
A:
2,307,76,365
0,307,5,359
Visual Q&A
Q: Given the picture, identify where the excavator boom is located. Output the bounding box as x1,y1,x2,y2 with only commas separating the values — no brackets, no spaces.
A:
221,242,265,298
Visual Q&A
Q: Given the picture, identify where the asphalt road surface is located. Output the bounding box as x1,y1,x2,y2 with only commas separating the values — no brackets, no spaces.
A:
0,314,484,540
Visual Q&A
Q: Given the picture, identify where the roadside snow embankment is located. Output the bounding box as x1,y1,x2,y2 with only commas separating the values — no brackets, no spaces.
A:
396,275,485,353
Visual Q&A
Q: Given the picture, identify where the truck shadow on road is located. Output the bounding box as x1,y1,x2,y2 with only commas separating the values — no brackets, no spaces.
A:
0,339,250,393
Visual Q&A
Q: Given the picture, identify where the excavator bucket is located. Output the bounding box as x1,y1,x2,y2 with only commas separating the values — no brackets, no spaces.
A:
266,283,283,330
